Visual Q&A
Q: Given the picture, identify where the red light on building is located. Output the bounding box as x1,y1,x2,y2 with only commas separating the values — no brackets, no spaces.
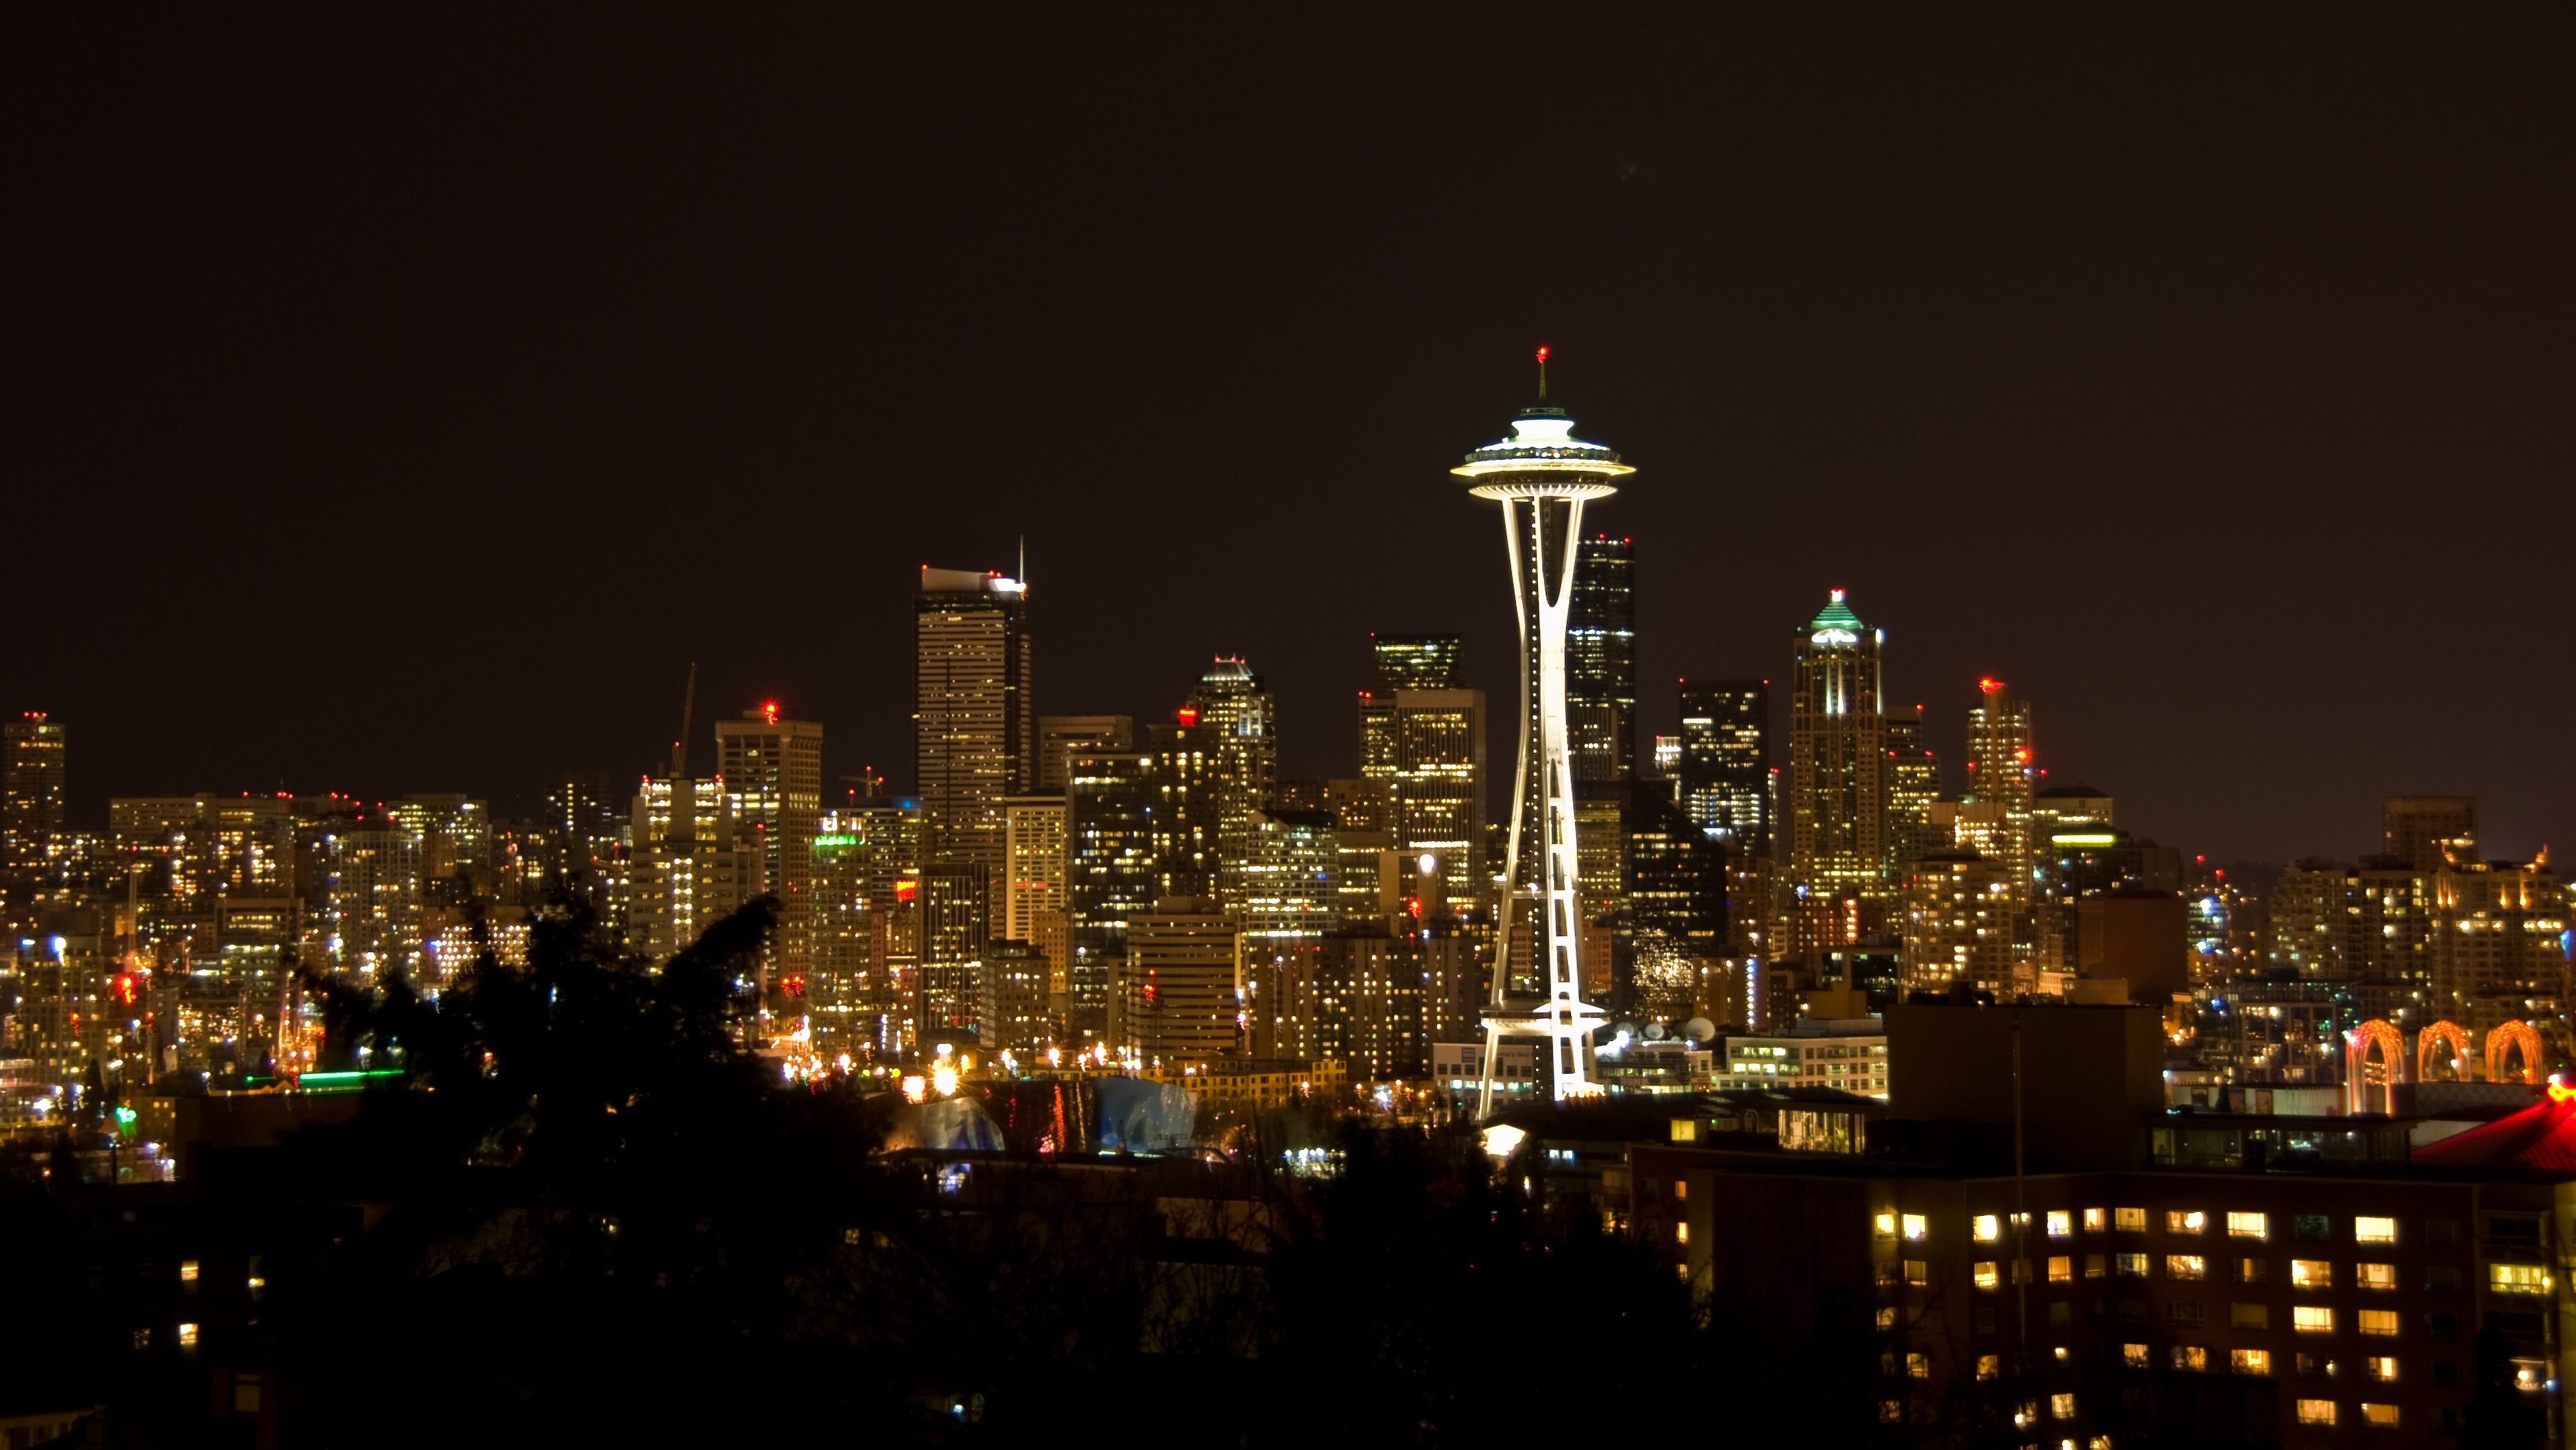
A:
762,700,780,725
1979,677,2007,694
894,879,918,901
1176,706,1200,726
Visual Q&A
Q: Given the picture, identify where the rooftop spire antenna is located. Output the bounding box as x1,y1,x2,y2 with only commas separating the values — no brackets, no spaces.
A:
1535,345,1549,401
673,661,697,779
1019,534,1026,585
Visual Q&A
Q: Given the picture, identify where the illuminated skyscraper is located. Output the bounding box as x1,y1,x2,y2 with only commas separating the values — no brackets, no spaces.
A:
1002,791,1068,1011
1451,358,1635,1106
716,704,826,976
1882,705,1945,881
1786,589,1889,945
1188,657,1277,905
1566,534,1636,783
1962,678,2036,910
1356,636,1485,911
1678,679,1769,856
915,566,1032,940
1064,750,1154,1042
1037,715,1133,792
3,713,66,879
2384,796,2478,873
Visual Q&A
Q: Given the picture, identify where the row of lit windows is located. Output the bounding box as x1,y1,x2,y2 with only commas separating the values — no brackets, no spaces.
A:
1883,1209,2407,1244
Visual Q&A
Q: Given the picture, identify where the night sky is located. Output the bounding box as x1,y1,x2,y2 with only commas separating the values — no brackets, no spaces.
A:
8,7,2570,864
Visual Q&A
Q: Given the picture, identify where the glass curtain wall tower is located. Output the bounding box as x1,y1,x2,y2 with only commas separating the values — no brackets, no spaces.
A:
1452,356,1634,1110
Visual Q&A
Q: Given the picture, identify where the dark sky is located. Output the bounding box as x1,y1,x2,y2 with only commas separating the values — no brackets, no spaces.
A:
8,7,2570,864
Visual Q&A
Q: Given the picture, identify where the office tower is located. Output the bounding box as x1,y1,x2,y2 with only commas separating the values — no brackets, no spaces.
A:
1189,658,1278,903
1648,736,1682,802
1882,706,1943,882
2428,856,2563,1031
1899,849,2013,996
1565,534,1636,783
716,705,826,978
3,713,66,878
627,719,756,967
537,774,623,903
1064,750,1154,1042
1113,898,1242,1067
1678,679,1769,855
1315,933,1425,1081
915,565,1032,941
1452,365,1634,1104
2385,796,2477,872
807,816,873,1063
1355,638,1485,912
1786,589,1889,944
1367,634,1462,691
1036,715,1133,793
1146,712,1224,899
1962,678,2036,909
1002,793,1068,1007
1238,808,1336,1063
916,861,988,1040
1626,787,1727,1016
2030,784,2113,837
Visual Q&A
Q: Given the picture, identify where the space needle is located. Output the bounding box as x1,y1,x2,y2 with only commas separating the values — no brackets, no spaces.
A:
1454,349,1634,1113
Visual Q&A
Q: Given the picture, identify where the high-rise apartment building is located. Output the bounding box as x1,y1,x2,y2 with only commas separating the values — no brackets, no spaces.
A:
915,566,1031,941
1678,679,1768,856
1037,715,1133,793
384,795,491,900
1962,678,2036,910
1146,713,1224,901
1786,590,1889,937
1452,374,1634,1102
3,713,66,879
2385,796,2478,873
1566,534,1636,783
1064,750,1155,1042
916,861,987,1040
716,706,826,976
627,735,756,968
1882,706,1943,885
1899,849,2013,995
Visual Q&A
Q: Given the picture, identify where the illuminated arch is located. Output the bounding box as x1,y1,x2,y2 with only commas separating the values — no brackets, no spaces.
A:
2486,1021,2546,1086
2345,1019,2405,1115
2418,1020,2475,1083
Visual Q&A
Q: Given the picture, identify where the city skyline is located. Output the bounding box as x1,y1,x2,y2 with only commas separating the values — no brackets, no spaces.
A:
7,9,2567,866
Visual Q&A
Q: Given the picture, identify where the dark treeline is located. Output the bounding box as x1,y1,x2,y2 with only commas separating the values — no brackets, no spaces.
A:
11,899,1842,1447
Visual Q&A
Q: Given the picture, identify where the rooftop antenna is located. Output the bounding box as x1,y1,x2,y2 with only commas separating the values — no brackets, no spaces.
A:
1019,534,1026,585
1535,345,1549,401
673,661,697,779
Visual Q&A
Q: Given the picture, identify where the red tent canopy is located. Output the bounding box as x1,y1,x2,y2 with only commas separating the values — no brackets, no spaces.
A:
2413,1089,2576,1171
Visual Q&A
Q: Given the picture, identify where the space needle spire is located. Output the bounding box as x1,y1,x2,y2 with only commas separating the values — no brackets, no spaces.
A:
1453,349,1635,1114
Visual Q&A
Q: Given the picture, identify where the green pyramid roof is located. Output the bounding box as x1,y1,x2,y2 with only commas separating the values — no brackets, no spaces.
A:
1809,590,1864,631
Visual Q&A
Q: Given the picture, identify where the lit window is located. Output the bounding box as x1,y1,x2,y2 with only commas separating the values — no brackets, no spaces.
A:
2085,1254,2107,1278
2231,1348,2271,1375
1973,1214,2000,1242
2290,1259,2332,1288
2049,1256,2072,1283
2355,1216,2397,1244
2364,1356,2397,1383
2235,1257,2268,1284
132,1329,150,1349
2491,1263,2548,1295
178,1260,200,1283
2115,1207,2146,1231
2232,1303,2269,1330
2227,1211,2267,1239
2294,1306,2336,1334
1907,1352,1929,1379
1974,1262,1999,1289
2084,1208,2107,1231
2122,1343,2150,1368
2357,1309,2398,1337
2348,1261,2394,1291
2168,1254,2206,1281
2047,1210,2071,1237
2296,1399,2337,1426
1879,1401,1901,1423
1903,1214,1927,1242
1673,1180,1686,1200
2167,1210,2206,1235
1905,1260,1928,1285
1976,1354,1999,1381
1875,1212,1897,1239
2114,1252,2148,1277
2361,1403,2399,1428
177,1323,199,1349
2051,1392,2076,1420
1674,1223,1688,1244
2172,1345,2207,1372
